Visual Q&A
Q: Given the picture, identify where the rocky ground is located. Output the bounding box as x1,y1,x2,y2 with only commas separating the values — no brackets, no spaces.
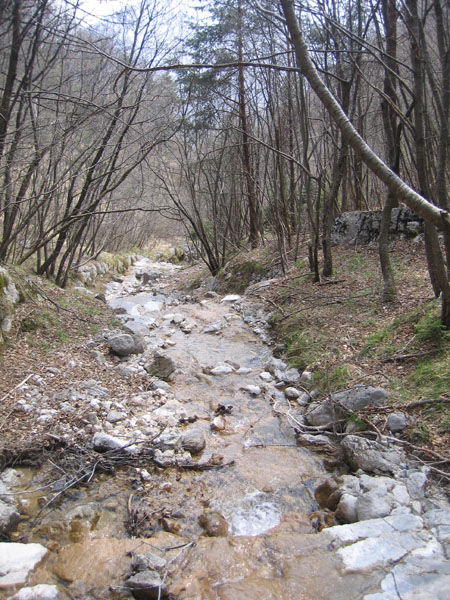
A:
0,253,449,599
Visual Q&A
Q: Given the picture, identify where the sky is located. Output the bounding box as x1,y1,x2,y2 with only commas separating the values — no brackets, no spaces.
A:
80,0,201,23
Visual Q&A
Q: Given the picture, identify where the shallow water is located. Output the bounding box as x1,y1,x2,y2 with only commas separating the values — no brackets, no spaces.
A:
7,259,356,599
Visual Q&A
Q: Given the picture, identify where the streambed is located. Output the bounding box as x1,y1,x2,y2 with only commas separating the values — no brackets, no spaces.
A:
2,258,449,600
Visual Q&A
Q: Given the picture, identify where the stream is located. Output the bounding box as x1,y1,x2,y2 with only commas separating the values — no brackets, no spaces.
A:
2,258,449,600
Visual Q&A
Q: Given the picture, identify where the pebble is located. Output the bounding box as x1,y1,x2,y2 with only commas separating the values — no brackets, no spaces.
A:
245,385,262,396
210,364,234,375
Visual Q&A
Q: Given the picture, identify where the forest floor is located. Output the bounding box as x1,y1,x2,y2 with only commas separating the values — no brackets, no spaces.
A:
0,238,449,482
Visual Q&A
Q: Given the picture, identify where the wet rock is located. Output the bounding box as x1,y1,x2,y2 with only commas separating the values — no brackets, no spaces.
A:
7,584,60,600
198,510,228,536
126,569,164,600
133,552,167,572
161,517,181,534
181,428,206,455
145,354,176,381
386,411,407,433
0,499,20,533
0,543,48,590
341,435,403,474
315,479,339,509
335,493,359,524
210,364,234,376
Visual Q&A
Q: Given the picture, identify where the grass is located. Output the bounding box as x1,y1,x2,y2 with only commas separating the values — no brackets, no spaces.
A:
258,239,449,456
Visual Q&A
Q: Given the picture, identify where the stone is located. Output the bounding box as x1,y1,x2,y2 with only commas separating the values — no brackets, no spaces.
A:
221,294,241,303
210,364,234,376
181,428,206,455
336,532,424,574
107,333,136,357
259,371,273,382
92,432,128,453
356,490,393,521
126,569,164,600
0,499,20,533
145,354,176,381
406,471,428,500
296,433,337,454
0,543,48,590
284,387,300,399
314,479,339,509
198,510,228,536
283,368,301,384
300,370,313,383
245,385,262,395
331,207,423,246
386,412,407,433
364,560,450,600
7,584,60,600
305,386,388,428
133,552,167,572
326,513,424,546
265,357,287,374
334,385,388,412
211,416,226,431
341,435,403,474
335,494,359,524
423,508,450,528
106,410,127,424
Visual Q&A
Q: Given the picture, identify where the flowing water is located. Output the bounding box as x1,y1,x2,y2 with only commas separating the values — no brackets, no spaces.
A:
4,259,386,599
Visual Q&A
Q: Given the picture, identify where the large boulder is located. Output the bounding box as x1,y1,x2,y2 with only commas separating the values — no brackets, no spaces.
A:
305,386,388,428
331,207,423,246
107,333,146,357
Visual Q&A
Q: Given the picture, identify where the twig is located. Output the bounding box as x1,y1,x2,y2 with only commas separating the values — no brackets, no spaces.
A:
0,373,33,404
382,349,439,363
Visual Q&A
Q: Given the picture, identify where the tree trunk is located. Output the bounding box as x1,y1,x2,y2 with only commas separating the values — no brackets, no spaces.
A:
279,0,450,234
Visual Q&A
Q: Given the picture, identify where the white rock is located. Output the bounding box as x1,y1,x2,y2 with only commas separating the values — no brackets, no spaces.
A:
221,294,241,303
406,471,427,500
336,532,424,573
0,543,48,590
7,584,59,600
211,364,234,376
236,367,251,375
245,385,262,396
326,513,423,545
259,371,273,382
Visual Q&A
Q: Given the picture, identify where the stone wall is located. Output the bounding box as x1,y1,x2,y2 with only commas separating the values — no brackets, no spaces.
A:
331,207,423,246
